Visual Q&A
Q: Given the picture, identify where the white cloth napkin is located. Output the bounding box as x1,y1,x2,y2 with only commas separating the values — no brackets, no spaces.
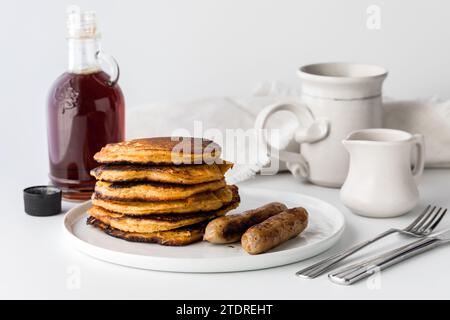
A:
383,98,450,168
127,82,450,183
126,96,288,184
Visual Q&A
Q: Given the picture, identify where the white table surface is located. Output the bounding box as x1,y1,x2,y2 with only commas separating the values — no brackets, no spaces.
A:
2,168,450,300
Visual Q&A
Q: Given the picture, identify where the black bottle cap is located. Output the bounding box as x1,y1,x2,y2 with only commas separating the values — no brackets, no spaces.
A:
23,186,62,216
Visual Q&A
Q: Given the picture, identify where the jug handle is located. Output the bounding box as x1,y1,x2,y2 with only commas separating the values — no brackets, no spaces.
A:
411,134,425,179
96,50,120,86
254,101,329,180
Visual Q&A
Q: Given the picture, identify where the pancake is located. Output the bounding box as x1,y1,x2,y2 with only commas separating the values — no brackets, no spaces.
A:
94,137,221,165
87,216,205,246
92,185,237,215
90,162,233,184
87,193,240,233
94,179,226,201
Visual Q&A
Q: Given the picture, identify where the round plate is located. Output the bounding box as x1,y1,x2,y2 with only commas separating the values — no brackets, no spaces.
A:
63,187,345,272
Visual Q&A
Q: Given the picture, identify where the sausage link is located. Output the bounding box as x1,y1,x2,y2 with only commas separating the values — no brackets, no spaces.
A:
241,207,308,254
204,202,287,244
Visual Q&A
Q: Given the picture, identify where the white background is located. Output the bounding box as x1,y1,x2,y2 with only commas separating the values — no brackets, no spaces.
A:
2,0,450,177
4,0,450,105
1,1,450,299
1,0,450,169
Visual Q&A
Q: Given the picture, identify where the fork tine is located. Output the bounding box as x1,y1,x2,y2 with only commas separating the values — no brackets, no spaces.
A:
408,206,437,233
404,205,433,232
404,205,431,231
419,207,443,233
427,208,448,233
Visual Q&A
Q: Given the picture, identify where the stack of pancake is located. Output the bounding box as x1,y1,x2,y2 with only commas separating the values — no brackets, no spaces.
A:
87,137,240,246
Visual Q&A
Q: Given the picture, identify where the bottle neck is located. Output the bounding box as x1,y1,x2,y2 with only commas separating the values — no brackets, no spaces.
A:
68,38,101,74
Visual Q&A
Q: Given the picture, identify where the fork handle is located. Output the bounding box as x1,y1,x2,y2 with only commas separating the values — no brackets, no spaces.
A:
296,229,395,278
328,237,441,285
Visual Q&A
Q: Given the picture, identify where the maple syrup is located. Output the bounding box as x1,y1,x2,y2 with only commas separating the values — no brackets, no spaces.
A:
47,7,125,201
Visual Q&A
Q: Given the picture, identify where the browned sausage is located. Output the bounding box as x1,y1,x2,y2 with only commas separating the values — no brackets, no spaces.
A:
203,202,288,244
241,207,308,254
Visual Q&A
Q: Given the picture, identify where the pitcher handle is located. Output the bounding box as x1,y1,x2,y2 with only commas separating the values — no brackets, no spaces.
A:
254,101,329,179
411,134,425,179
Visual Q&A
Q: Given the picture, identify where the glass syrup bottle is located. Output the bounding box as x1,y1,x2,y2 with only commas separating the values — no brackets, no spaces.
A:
47,6,125,201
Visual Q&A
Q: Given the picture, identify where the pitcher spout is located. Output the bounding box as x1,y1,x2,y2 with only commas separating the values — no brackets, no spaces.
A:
342,138,356,152
341,130,365,152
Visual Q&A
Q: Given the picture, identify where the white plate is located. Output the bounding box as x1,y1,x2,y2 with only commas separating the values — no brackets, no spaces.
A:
63,187,345,272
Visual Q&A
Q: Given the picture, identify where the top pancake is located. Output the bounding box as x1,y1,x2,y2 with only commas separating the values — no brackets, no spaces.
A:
94,137,221,165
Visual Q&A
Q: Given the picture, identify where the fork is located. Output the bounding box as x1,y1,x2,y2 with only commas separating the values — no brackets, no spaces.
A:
328,226,450,285
295,205,447,278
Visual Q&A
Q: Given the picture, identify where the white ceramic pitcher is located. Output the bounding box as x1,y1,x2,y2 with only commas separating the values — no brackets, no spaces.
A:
340,129,425,218
255,63,388,187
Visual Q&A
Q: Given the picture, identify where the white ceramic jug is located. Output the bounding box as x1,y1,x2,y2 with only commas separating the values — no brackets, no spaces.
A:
255,63,388,187
340,129,425,218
